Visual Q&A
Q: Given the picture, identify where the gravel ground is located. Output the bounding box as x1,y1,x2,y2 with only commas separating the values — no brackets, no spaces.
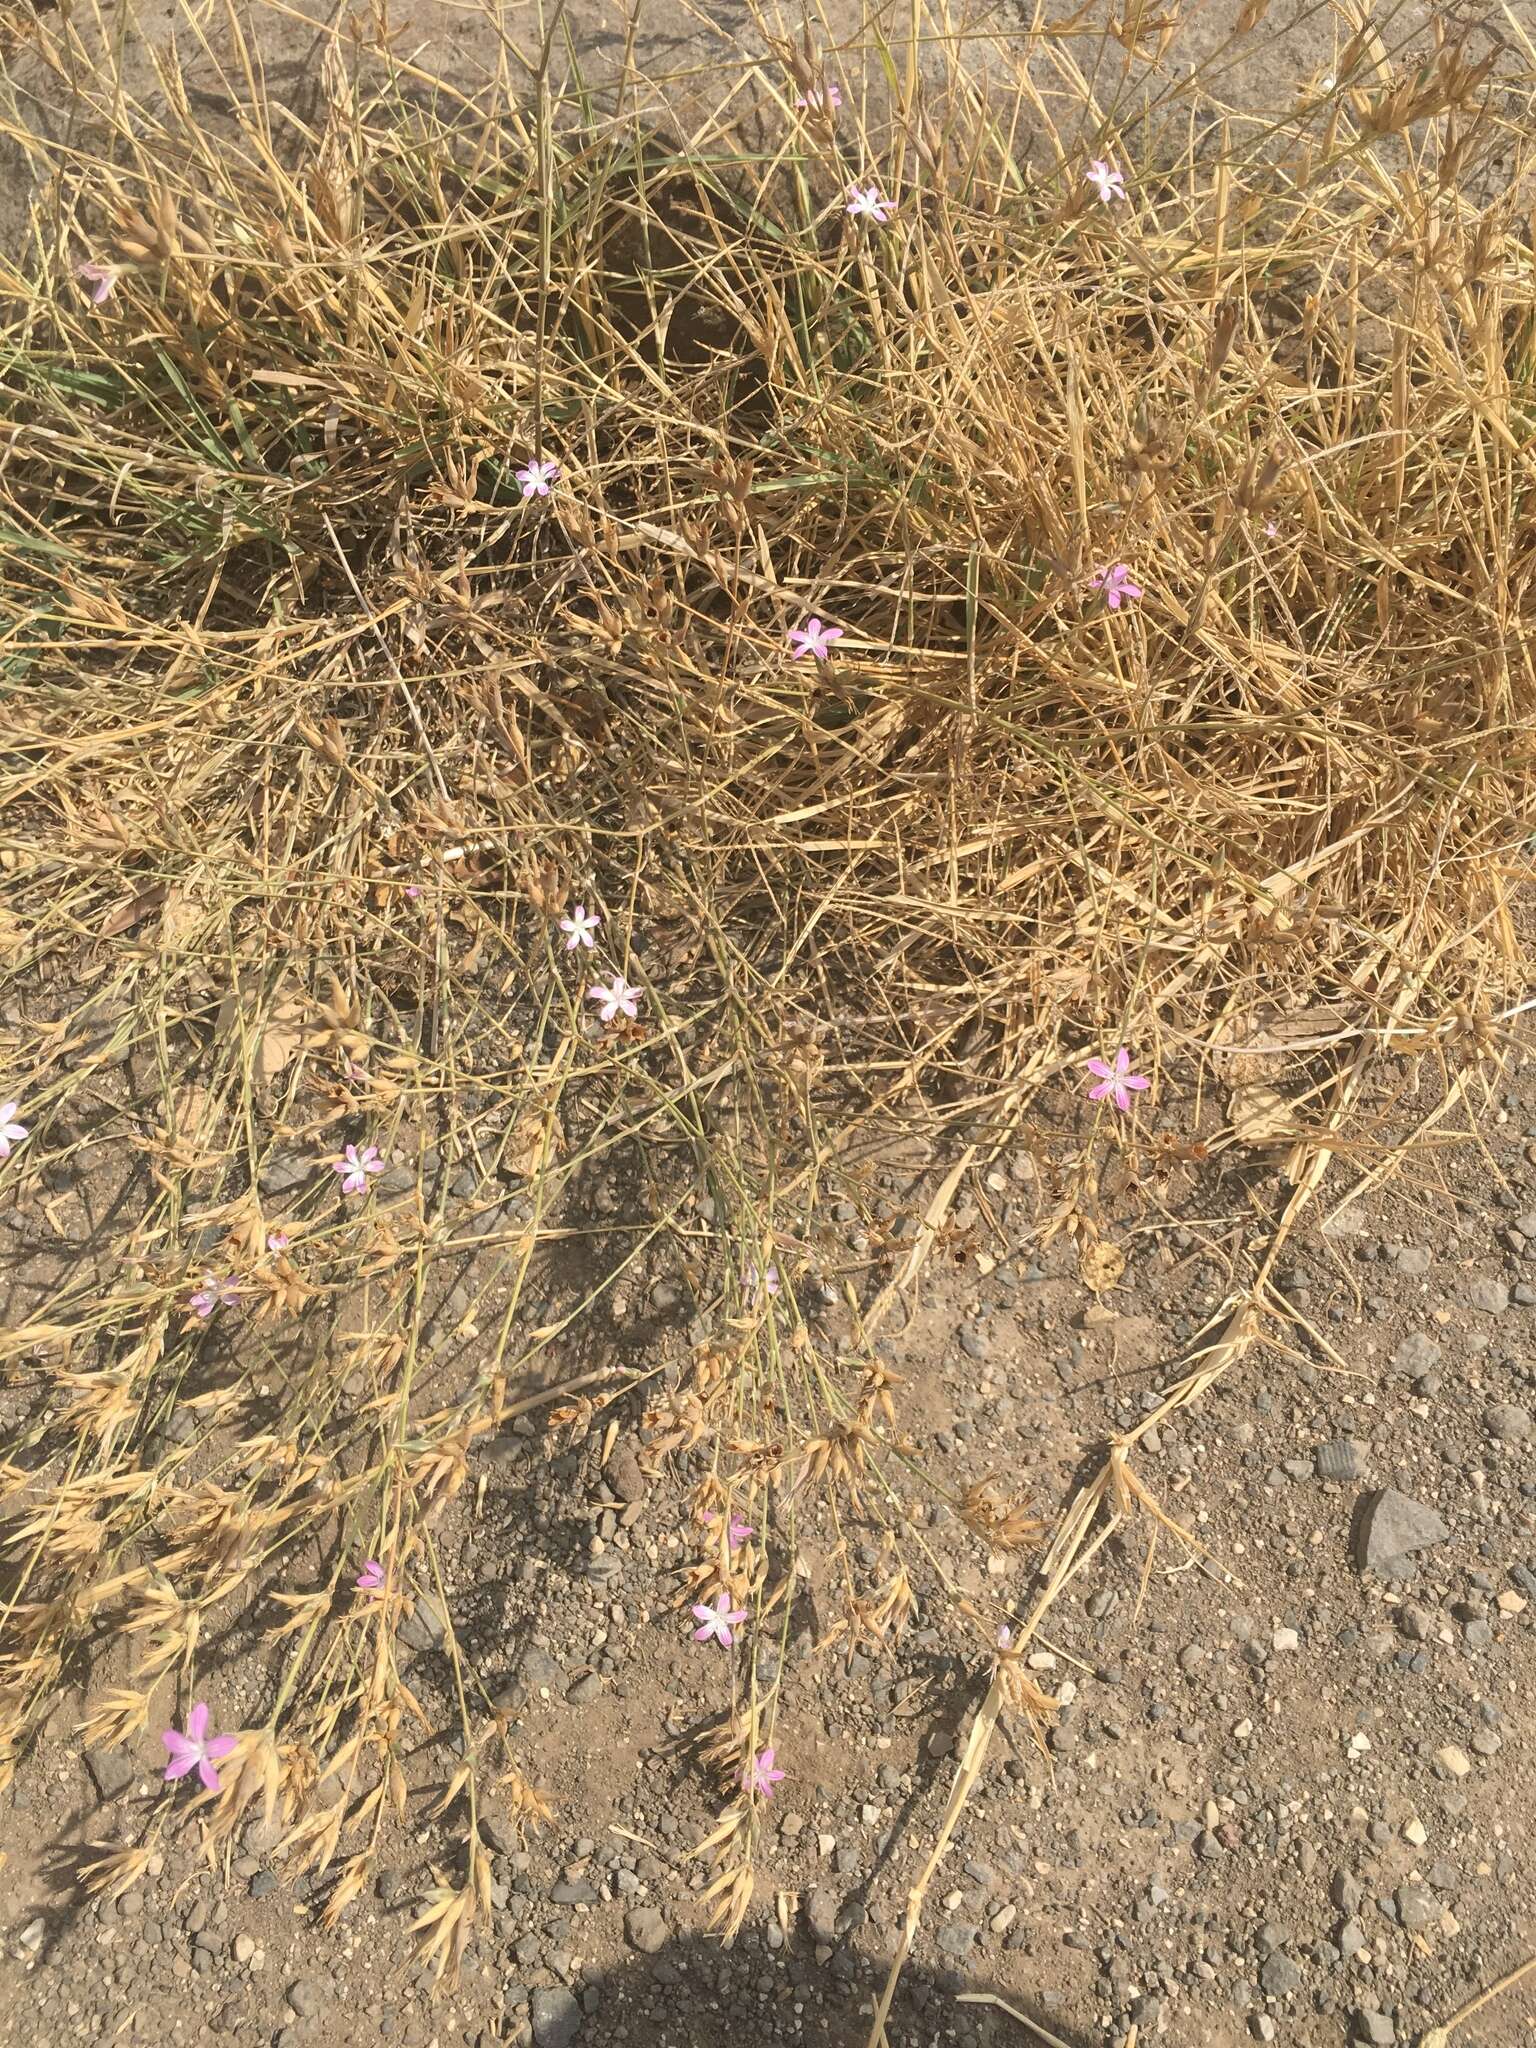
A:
4,1040,1536,2048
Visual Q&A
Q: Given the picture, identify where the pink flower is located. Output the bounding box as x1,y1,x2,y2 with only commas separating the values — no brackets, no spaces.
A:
846,184,893,225
1088,562,1144,610
728,1513,754,1548
76,260,119,304
1085,1046,1151,1112
265,1230,290,1253
559,906,600,950
0,1102,27,1161
796,81,842,113
691,1591,749,1647
788,617,843,661
355,1558,385,1592
744,1747,786,1799
1085,160,1127,204
332,1142,385,1196
189,1274,239,1319
587,974,641,1023
516,458,559,499
997,1625,1013,1650
745,1262,781,1304
161,1702,238,1792
405,883,424,900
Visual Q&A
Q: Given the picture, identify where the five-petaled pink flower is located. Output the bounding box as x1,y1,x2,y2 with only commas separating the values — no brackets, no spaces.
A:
266,1229,290,1253
560,906,600,950
355,1558,385,1593
788,617,843,661
1085,1047,1151,1112
162,1702,238,1792
744,1747,786,1799
1085,160,1127,204
846,184,892,225
0,1102,27,1161
588,974,641,1023
516,458,559,499
691,1591,749,1647
1089,562,1144,611
796,82,842,113
189,1274,239,1319
333,1142,385,1195
76,260,119,305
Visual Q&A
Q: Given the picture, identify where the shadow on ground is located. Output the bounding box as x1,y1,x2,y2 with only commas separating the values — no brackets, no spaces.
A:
490,1932,1096,2048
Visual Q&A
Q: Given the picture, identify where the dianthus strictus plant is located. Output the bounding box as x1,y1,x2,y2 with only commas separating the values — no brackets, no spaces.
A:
1,0,1534,1995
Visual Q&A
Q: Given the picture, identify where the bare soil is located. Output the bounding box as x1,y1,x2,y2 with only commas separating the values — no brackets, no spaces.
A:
3,1033,1536,2048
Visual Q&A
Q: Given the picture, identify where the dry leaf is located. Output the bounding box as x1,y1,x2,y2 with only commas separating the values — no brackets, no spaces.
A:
1079,1238,1125,1292
101,883,167,938
215,975,306,1086
1228,1083,1293,1147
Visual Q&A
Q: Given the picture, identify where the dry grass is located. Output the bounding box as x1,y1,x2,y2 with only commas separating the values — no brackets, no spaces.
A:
1,0,1535,1994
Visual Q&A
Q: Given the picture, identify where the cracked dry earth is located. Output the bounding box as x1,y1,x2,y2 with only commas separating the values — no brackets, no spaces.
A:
3,1040,1536,2048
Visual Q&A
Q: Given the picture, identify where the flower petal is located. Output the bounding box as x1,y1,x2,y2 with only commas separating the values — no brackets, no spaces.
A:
203,1734,238,1761
185,1701,209,1744
197,1759,223,1792
163,1751,198,1780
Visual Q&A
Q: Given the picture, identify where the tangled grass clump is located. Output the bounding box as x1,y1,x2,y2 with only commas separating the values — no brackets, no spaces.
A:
1,0,1534,1996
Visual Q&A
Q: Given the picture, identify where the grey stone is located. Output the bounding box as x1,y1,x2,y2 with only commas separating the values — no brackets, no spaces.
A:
1485,1402,1532,1443
1354,1489,1448,1575
260,1153,313,1195
397,1594,448,1652
530,1986,582,2047
1398,1603,1433,1642
604,1443,647,1504
1469,1277,1509,1314
287,1980,323,2019
804,1891,839,1945
624,1907,669,1954
1353,2010,1395,2046
1259,1952,1302,1997
1316,1439,1364,1482
566,1673,603,1706
83,1747,137,1802
1331,1870,1363,1914
937,1922,978,1957
1392,1332,1442,1377
1395,1246,1432,1276
517,1644,564,1693
1395,1885,1437,1932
